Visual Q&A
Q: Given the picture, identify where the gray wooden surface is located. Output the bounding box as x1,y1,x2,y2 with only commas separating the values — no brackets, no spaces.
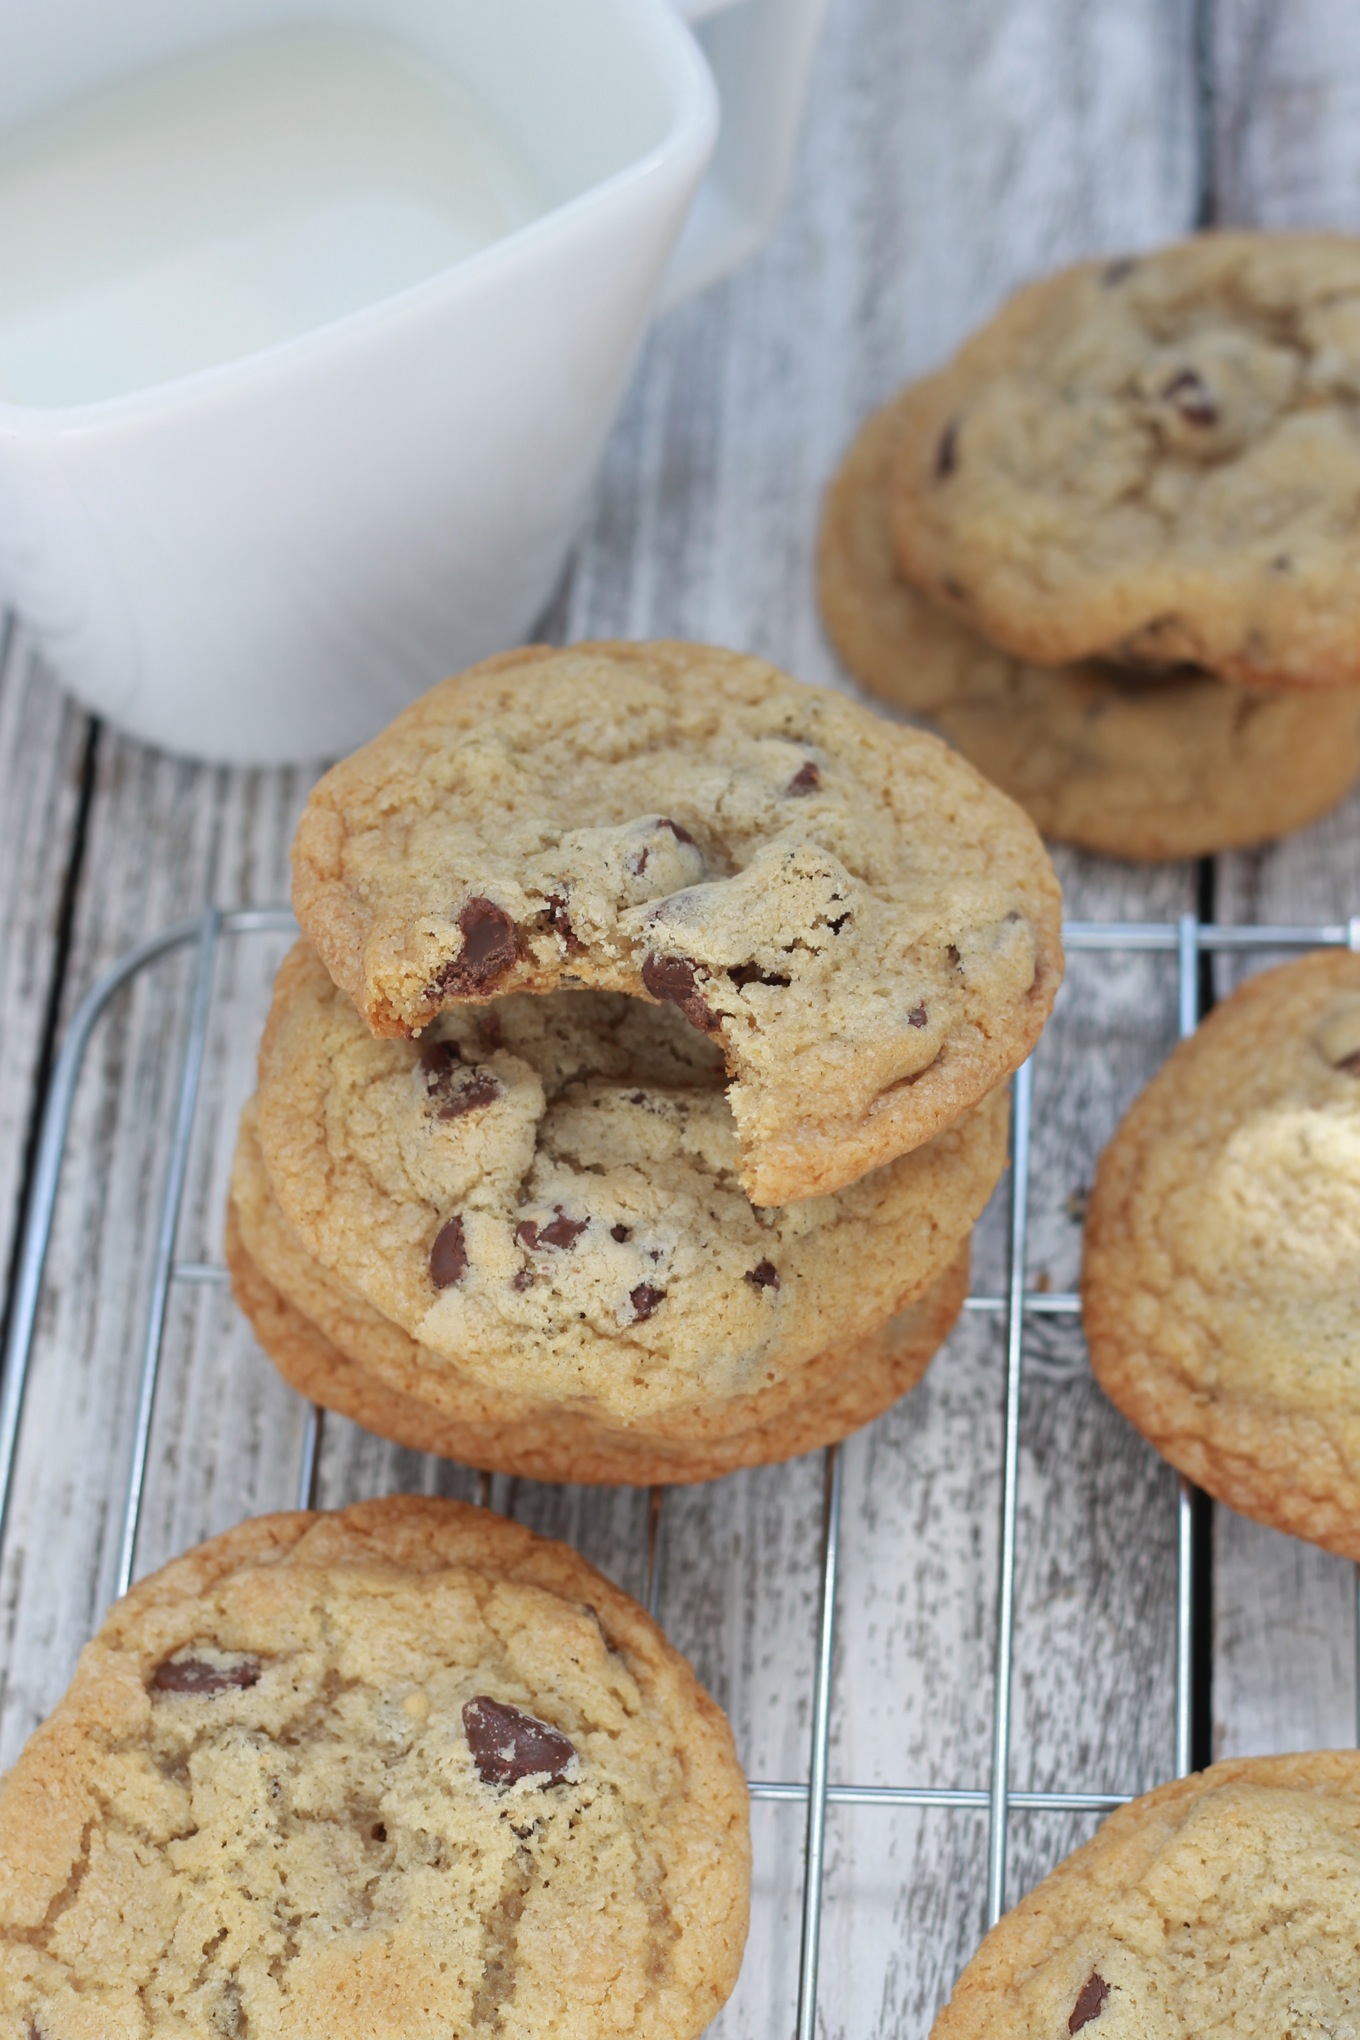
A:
0,2,1356,2035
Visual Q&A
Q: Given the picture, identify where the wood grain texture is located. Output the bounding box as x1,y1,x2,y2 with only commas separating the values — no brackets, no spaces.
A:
1208,0,1360,1768
0,629,88,1326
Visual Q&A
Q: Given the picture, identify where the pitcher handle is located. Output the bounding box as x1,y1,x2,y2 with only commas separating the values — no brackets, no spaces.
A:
657,0,828,312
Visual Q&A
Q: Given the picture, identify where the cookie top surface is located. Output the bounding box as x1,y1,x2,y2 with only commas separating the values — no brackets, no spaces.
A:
231,1099,970,1471
226,1144,970,1484
1083,952,1360,1557
933,1752,1360,2039
0,1496,749,2040
888,233,1360,690
820,393,1360,860
291,640,1061,1204
254,942,1007,1424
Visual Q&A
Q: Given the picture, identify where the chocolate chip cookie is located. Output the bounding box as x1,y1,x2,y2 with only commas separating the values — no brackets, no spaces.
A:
1083,952,1360,1558
291,640,1062,1204
888,233,1360,690
821,391,1360,859
0,1495,749,2039
931,1752,1360,2039
253,941,1008,1431
228,1106,972,1483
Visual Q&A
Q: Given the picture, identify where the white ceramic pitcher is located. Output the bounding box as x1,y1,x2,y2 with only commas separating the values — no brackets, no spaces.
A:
0,0,823,762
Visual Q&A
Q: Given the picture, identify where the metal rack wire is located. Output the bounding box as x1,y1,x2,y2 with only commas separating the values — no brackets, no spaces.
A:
0,906,1356,2038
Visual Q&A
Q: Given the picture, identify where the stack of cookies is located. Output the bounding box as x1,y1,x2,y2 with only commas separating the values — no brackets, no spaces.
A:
820,232,1360,861
229,639,1065,1483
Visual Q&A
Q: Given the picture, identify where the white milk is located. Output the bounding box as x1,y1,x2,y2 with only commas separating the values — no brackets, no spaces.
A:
0,27,546,407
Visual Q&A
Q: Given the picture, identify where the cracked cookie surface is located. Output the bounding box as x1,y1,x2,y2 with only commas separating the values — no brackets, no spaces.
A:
227,1111,971,1483
888,233,1360,690
820,390,1360,859
931,1752,1360,2040
0,1496,749,2040
1083,953,1360,1558
290,640,1061,1204
253,943,1007,1428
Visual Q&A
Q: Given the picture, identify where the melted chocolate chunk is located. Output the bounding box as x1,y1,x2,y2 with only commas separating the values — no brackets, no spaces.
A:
630,1283,665,1322
512,1268,534,1292
728,962,791,989
430,1216,467,1288
152,1654,261,1696
787,760,821,795
1069,1974,1109,2034
515,1220,539,1251
909,1004,928,1028
610,1223,632,1243
539,1210,589,1250
1161,368,1218,427
439,1071,502,1120
935,418,959,479
545,892,582,952
661,817,695,844
420,1039,462,1083
631,845,651,876
439,897,518,996
1337,1049,1360,1076
479,1011,504,1050
745,1260,780,1290
462,1696,577,1788
641,952,720,1034
1101,256,1136,286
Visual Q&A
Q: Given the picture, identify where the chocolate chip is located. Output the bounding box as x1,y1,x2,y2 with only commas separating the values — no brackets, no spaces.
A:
439,1071,502,1120
630,1283,664,1322
515,1220,539,1250
462,1696,576,1787
430,1216,467,1288
545,892,582,952
728,962,791,989
420,1039,461,1082
909,1004,928,1028
745,1260,779,1290
629,1091,647,1106
641,952,720,1034
439,897,517,996
1069,1974,1109,2034
512,1267,534,1291
152,1654,261,1695
479,1011,504,1050
659,818,695,845
935,418,959,479
1101,256,1136,286
1161,368,1218,427
787,760,820,795
539,1210,589,1250
610,1223,632,1243
1336,1050,1360,1076
631,846,650,875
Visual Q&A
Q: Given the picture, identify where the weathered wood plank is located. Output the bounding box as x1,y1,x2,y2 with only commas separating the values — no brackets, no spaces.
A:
1208,0,1360,1765
0,627,88,1325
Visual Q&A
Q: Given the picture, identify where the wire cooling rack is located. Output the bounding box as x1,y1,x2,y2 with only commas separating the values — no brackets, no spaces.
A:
1,907,1357,2038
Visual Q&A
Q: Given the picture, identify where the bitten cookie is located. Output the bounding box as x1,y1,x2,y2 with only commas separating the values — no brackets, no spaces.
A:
888,233,1360,690
253,943,1008,1428
228,1113,971,1484
291,639,1062,1203
1083,953,1360,1558
0,1496,749,2040
931,1752,1360,2039
820,392,1360,859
